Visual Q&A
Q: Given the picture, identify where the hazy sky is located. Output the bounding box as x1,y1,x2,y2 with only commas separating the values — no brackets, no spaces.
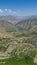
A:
0,0,37,16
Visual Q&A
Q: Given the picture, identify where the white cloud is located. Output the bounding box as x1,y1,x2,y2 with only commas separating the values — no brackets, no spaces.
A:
4,9,8,11
0,9,3,13
8,9,12,13
4,9,13,14
13,11,16,14
11,11,17,16
17,9,21,12
0,9,21,16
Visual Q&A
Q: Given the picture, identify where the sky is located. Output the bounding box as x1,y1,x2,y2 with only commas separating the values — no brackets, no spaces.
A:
0,0,37,16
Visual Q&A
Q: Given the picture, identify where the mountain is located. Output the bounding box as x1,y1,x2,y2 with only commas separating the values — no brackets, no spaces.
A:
0,15,37,64
16,16,37,33
0,15,23,24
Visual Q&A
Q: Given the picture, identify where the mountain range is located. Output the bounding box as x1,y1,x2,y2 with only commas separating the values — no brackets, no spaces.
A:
0,15,37,64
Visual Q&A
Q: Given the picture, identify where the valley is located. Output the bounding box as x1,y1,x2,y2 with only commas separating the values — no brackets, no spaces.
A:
0,16,37,65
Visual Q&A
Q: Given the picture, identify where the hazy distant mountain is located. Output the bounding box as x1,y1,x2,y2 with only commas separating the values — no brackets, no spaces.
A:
16,16,37,33
0,15,23,24
0,15,37,33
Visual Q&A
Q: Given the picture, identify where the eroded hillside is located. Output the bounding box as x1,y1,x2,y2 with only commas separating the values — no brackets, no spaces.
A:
0,16,37,64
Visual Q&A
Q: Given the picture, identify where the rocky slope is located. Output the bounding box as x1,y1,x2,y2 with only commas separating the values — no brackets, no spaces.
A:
0,15,37,64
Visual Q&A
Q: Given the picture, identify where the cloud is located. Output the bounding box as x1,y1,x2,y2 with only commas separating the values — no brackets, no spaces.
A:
3,9,17,16
0,9,3,13
0,9,21,16
8,9,12,13
4,9,8,11
4,9,12,13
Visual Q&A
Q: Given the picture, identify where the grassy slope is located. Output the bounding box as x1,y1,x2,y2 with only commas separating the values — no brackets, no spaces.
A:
0,29,37,65
0,58,37,65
